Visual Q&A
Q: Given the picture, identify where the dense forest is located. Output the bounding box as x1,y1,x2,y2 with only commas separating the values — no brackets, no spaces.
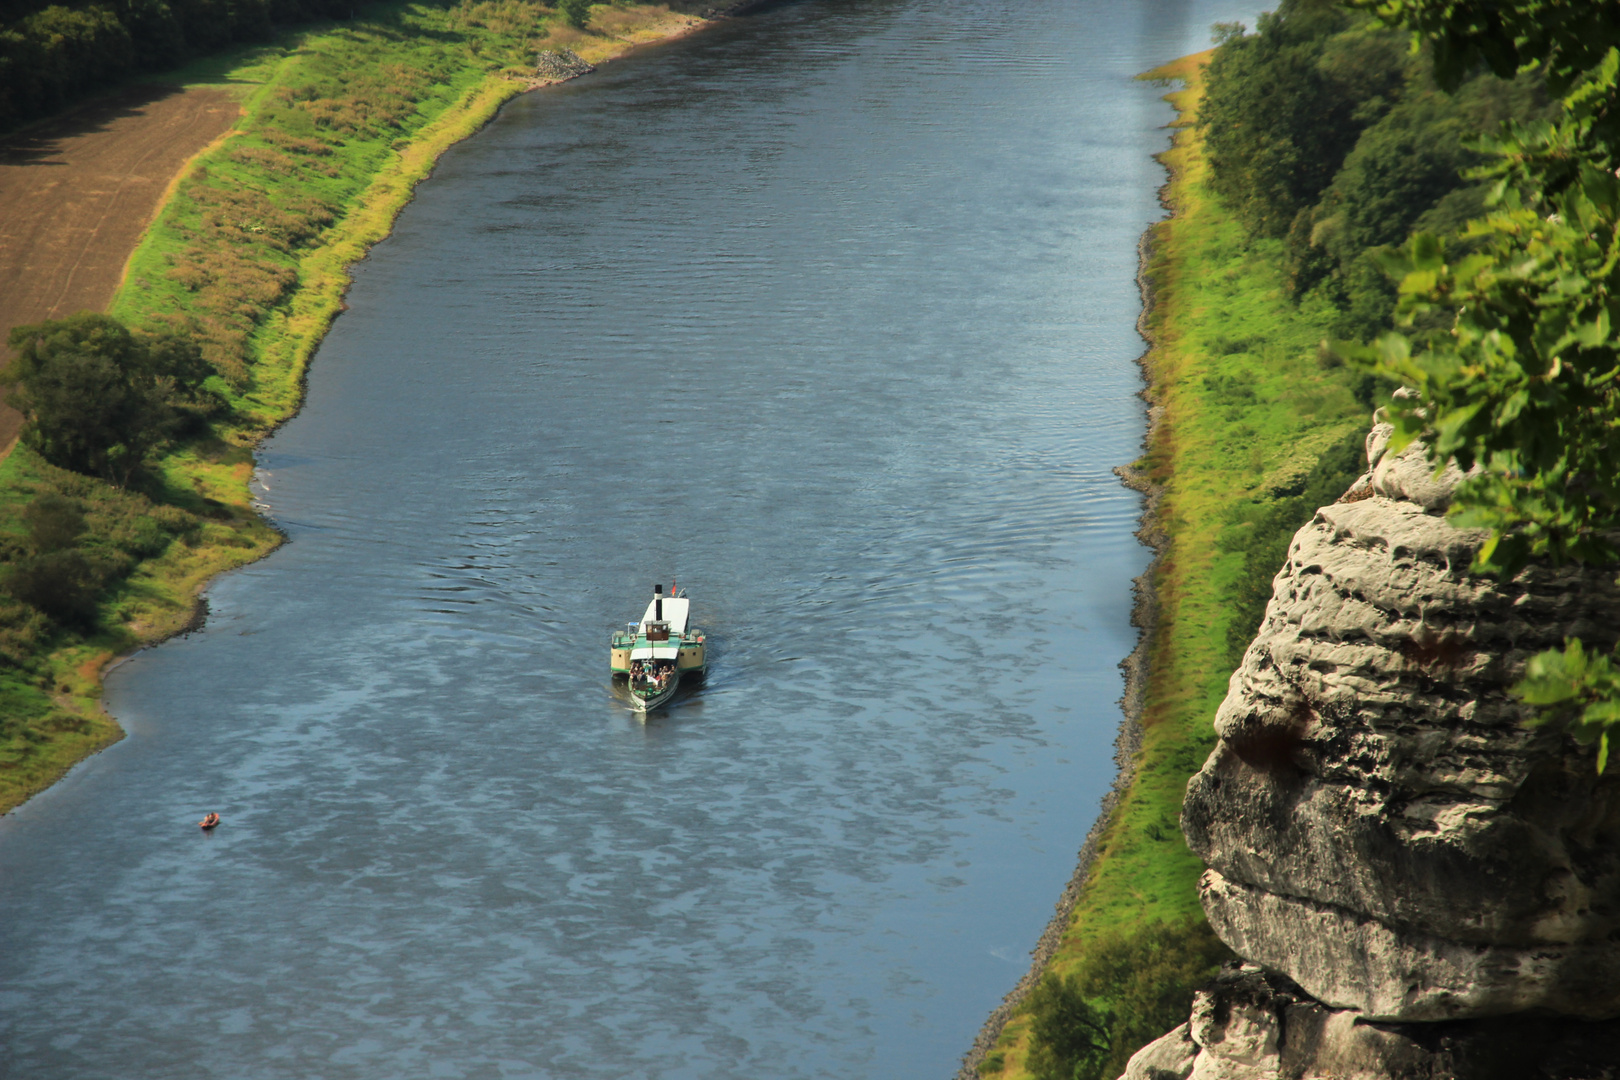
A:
1203,2,1549,340
0,0,363,132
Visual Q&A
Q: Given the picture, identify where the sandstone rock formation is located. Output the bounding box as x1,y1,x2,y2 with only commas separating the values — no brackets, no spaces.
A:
1121,421,1620,1078
1120,963,1620,1080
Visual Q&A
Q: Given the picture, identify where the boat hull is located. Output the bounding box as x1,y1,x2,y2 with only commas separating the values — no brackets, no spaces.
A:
629,670,681,712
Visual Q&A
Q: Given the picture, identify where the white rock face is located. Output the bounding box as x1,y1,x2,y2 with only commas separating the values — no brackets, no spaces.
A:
1366,425,1477,511
1181,428,1620,1022
1188,980,1283,1080
1116,963,1620,1080
1121,1022,1195,1080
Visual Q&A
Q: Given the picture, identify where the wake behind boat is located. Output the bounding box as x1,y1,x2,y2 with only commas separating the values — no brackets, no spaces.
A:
610,584,706,712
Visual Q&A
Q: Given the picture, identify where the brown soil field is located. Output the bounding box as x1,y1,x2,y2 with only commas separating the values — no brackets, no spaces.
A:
0,84,240,456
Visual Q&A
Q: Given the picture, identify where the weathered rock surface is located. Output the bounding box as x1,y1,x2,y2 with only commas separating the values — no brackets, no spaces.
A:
1122,963,1620,1080
1181,422,1620,1022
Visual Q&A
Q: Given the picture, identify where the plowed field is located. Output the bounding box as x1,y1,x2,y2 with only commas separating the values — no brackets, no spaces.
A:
0,84,240,454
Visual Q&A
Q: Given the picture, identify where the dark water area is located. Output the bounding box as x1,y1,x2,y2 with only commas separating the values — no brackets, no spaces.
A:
2,1,1260,1076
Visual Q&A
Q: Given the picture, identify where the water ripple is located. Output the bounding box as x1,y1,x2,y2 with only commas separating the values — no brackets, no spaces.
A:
2,0,1266,1077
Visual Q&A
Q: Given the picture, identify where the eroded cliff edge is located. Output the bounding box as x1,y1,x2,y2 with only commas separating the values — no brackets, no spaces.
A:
1123,421,1620,1079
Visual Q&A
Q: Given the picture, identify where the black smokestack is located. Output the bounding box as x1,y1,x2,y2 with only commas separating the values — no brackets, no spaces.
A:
655,584,663,620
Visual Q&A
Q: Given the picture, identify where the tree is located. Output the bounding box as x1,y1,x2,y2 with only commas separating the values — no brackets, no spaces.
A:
22,493,85,553
2,492,99,629
3,549,103,629
2,313,211,486
1025,974,1112,1080
1199,1,1405,237
1207,3,1551,338
1355,0,1620,98
559,0,591,30
1023,919,1232,1080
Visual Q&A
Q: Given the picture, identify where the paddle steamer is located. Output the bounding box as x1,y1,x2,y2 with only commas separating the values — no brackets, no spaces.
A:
610,584,706,711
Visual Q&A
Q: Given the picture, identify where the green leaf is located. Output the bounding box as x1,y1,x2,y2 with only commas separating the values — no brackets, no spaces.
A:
1574,310,1612,349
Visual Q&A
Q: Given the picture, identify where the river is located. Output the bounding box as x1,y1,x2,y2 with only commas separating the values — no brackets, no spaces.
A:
1,0,1259,1075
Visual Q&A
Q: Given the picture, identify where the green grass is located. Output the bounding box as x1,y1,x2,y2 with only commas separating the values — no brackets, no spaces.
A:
0,439,282,803
107,0,541,396
0,0,733,814
979,51,1371,1079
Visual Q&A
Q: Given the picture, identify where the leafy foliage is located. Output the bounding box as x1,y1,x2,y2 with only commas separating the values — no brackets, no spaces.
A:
4,548,104,628
559,0,589,30
4,492,99,628
2,313,214,485
1024,920,1233,1080
0,593,50,670
0,460,201,634
1353,0,1620,96
1334,3,1620,770
22,492,86,552
1219,428,1367,663
1199,0,1398,239
1203,0,1550,339
1025,976,1111,1080
1516,639,1620,773
1354,173,1620,574
1346,53,1619,575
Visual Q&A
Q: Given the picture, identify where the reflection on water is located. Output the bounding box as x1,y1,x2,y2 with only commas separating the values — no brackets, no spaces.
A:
0,0,1261,1076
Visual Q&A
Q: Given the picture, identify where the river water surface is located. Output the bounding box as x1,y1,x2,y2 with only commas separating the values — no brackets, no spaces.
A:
3,1,1257,1075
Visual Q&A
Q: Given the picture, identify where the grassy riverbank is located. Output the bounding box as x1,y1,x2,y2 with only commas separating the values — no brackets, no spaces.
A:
0,0,743,814
973,51,1371,1079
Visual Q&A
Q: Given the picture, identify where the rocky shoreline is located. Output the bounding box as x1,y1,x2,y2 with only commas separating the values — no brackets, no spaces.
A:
523,0,769,89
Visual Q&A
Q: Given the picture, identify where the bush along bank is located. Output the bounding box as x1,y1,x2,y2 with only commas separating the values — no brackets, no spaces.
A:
0,0,748,814
965,50,1378,1080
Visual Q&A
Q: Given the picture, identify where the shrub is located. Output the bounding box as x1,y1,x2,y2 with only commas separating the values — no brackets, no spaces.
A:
0,0,360,134
0,596,50,669
1220,428,1366,665
0,462,203,634
1025,919,1233,1080
22,492,85,552
2,313,211,485
559,0,590,30
1204,2,1548,336
1199,1,1400,238
3,549,104,629
1025,974,1112,1080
